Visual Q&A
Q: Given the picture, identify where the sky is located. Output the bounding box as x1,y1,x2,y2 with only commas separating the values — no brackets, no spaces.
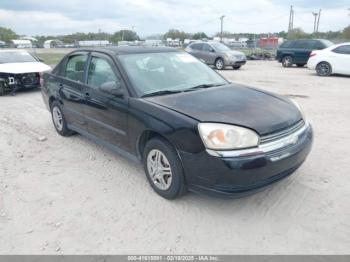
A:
0,0,349,37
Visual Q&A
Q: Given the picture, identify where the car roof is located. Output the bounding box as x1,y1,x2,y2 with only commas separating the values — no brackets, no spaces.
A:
76,46,180,55
0,49,30,53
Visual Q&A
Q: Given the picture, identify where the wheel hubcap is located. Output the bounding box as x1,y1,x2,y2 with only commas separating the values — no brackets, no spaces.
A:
52,107,63,131
216,60,223,69
284,57,292,66
318,63,330,75
147,149,172,190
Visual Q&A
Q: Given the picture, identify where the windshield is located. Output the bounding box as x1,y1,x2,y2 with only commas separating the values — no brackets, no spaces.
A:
118,52,227,96
321,40,334,48
210,42,231,52
0,51,37,64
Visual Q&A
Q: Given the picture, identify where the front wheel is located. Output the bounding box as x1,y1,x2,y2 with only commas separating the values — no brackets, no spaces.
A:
233,65,241,70
215,58,225,70
316,62,332,76
282,56,293,67
51,101,75,136
0,82,4,96
143,138,187,199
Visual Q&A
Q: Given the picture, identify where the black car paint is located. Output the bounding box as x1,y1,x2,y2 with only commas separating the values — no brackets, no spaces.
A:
42,46,312,197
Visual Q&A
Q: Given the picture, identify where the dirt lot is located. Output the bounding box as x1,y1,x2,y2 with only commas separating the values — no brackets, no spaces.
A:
0,61,349,254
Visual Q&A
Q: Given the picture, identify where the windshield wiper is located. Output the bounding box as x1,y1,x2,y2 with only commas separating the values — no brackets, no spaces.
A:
186,82,226,91
141,90,183,98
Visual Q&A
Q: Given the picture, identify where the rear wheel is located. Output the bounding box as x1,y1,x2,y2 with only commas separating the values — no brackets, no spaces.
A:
0,83,4,96
233,65,241,70
316,62,332,76
282,56,293,67
143,138,187,199
50,101,75,136
215,58,225,70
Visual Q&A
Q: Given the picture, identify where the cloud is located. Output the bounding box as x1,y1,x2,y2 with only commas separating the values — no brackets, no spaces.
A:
0,0,348,36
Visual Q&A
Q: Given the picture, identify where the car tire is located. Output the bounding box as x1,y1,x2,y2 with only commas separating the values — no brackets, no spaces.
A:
50,101,75,136
0,83,4,96
282,56,293,67
143,137,187,199
215,58,225,70
233,65,241,70
296,64,306,67
316,62,332,77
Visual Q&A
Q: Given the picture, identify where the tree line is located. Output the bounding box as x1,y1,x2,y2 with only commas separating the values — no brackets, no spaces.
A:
1,26,349,45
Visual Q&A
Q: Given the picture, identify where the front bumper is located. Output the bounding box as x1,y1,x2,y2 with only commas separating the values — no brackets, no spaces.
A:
224,57,247,67
180,123,313,197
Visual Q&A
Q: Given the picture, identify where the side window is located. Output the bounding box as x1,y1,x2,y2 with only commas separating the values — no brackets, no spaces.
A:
87,57,119,88
65,54,87,82
202,44,212,52
191,43,203,50
314,41,326,50
332,45,350,55
280,41,292,48
293,40,308,49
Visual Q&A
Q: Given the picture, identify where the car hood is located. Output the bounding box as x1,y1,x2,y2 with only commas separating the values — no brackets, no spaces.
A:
0,62,51,74
144,84,302,135
224,50,245,57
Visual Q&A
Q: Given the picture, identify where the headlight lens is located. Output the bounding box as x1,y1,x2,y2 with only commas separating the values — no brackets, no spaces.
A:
198,123,259,150
291,99,305,120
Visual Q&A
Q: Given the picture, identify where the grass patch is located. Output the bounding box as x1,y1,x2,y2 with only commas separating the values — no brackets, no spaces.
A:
36,53,65,66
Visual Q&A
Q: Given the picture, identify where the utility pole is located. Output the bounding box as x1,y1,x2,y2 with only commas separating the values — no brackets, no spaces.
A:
316,9,321,33
288,5,294,37
220,15,225,43
312,12,319,33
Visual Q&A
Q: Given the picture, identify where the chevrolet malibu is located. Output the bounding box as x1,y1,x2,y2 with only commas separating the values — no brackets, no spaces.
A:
42,47,313,199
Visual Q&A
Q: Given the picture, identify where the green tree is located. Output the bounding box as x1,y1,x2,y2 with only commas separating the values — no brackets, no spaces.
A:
0,27,18,43
343,26,350,40
111,30,140,43
192,32,208,40
163,29,191,42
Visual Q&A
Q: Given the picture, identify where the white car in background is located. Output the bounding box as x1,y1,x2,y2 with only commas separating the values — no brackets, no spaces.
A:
307,43,350,76
0,50,51,96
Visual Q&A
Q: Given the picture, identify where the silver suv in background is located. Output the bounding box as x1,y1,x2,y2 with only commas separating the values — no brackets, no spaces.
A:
185,41,246,70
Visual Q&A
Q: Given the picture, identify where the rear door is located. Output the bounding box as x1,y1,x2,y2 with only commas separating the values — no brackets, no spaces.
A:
202,43,216,64
83,52,129,149
59,52,89,128
293,40,314,64
188,43,204,61
330,45,350,74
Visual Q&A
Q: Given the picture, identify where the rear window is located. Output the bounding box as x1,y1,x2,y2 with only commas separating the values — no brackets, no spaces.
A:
280,41,293,48
332,45,350,55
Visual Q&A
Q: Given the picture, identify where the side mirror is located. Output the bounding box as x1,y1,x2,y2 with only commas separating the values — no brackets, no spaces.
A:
99,81,123,97
210,48,215,53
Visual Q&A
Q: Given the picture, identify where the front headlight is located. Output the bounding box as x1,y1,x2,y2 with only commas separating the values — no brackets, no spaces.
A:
198,123,259,150
291,99,305,120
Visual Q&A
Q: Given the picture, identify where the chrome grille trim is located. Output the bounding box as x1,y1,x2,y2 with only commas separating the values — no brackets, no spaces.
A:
260,120,305,144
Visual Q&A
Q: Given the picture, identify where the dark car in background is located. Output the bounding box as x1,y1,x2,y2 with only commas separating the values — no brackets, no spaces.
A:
276,39,334,67
186,41,246,70
42,46,312,199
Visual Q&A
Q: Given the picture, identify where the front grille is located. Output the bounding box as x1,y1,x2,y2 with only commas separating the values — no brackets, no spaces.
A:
260,120,305,144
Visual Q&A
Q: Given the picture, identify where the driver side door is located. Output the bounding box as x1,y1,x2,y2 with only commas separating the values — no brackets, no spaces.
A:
83,53,129,150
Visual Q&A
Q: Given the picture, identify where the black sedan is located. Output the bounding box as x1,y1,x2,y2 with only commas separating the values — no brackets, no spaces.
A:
41,46,313,199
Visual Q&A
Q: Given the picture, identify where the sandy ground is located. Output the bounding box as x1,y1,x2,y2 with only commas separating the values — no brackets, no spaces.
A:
0,61,349,254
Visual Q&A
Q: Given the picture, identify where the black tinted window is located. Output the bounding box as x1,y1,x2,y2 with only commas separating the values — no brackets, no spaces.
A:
65,54,87,82
293,40,314,49
87,57,119,88
190,43,203,50
332,45,350,55
280,41,292,48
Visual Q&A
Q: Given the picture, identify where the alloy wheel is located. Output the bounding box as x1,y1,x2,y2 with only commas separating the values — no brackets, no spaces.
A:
147,149,173,190
215,59,224,70
52,106,64,131
316,62,331,76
